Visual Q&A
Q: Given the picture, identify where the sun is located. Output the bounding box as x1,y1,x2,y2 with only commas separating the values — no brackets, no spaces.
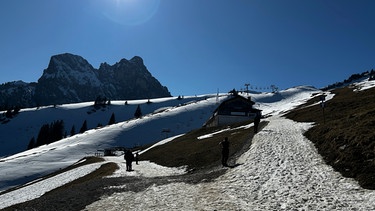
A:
103,0,160,26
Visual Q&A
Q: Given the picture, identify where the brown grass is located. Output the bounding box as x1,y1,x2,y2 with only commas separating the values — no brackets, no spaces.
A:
285,86,375,189
140,121,267,171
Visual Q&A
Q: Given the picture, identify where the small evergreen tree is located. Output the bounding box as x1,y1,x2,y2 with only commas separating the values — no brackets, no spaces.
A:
79,120,88,133
27,137,35,150
5,109,12,118
134,105,142,118
370,69,375,81
50,120,64,144
36,124,50,147
13,106,20,115
70,125,76,136
108,112,116,125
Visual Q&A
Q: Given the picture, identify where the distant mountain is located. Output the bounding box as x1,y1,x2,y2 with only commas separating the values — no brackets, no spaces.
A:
0,53,171,109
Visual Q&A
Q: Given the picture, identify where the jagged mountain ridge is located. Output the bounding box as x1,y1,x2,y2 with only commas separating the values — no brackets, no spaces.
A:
0,53,171,108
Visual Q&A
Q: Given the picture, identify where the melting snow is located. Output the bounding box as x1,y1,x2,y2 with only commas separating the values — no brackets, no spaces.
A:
1,81,375,210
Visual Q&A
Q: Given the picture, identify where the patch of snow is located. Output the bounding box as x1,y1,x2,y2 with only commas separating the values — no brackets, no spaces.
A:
352,79,375,91
84,117,375,210
0,162,103,209
105,156,186,178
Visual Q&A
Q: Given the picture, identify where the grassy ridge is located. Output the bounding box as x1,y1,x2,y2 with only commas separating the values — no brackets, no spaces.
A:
285,86,375,189
140,121,265,171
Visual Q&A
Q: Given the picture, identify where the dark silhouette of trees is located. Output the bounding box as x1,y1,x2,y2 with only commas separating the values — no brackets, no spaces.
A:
70,125,76,137
370,69,375,81
94,96,107,106
5,109,13,118
27,137,35,150
51,120,64,142
323,70,373,91
108,112,116,125
35,120,64,147
134,105,142,118
4,107,21,119
79,120,88,133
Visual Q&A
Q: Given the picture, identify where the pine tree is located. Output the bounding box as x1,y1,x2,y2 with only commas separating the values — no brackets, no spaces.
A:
70,125,76,136
50,120,64,144
36,124,50,147
134,105,142,118
27,137,35,150
5,109,12,118
79,120,88,133
108,113,116,125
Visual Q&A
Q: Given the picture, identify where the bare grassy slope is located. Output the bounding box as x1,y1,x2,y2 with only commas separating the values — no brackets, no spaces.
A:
140,121,268,171
285,86,375,189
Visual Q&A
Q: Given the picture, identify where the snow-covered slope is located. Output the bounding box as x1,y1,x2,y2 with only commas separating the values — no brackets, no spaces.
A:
0,86,324,193
0,94,229,191
2,80,375,209
0,95,218,157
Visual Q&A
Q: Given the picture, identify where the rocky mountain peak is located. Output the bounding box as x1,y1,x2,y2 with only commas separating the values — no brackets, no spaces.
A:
129,56,143,65
45,53,94,74
0,53,171,108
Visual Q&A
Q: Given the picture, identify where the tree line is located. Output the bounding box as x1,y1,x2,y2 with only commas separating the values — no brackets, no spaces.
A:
322,69,375,91
27,104,145,150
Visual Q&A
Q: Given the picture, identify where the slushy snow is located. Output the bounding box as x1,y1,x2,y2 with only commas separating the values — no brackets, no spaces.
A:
84,117,375,210
1,81,375,210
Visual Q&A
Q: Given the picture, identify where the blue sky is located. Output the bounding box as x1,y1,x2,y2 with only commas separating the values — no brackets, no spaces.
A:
0,0,374,96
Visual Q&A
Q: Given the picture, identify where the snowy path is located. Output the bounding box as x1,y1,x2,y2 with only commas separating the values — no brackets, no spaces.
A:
85,116,375,210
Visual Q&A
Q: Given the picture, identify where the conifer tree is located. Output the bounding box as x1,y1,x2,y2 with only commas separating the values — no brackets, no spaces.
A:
50,120,64,144
134,105,142,118
70,125,76,136
27,137,35,150
36,124,49,147
79,120,88,133
108,112,116,125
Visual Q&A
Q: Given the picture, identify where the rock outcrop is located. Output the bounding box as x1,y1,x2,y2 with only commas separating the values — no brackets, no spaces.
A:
0,53,171,109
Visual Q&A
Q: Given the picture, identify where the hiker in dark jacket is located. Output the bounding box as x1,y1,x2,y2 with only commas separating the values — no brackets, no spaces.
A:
220,137,230,167
254,113,261,134
124,150,135,171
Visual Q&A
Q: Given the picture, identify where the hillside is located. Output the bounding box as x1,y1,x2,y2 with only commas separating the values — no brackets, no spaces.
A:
0,94,235,192
0,95,220,158
3,81,375,210
285,80,375,189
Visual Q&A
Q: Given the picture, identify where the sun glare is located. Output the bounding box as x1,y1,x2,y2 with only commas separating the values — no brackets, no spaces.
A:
102,0,160,26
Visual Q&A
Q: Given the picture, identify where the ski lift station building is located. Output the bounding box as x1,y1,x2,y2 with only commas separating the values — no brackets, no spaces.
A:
204,94,261,127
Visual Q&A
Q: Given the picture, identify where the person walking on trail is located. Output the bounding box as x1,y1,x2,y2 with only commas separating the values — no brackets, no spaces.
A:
124,150,135,171
254,112,261,134
220,137,230,167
